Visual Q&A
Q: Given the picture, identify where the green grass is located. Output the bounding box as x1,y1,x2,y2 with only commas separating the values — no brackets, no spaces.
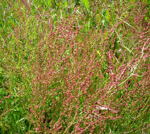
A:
0,0,149,133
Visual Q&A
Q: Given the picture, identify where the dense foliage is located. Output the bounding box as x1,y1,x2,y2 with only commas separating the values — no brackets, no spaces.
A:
0,0,149,133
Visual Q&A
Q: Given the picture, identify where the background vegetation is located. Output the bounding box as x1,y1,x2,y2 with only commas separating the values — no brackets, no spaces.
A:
0,0,149,133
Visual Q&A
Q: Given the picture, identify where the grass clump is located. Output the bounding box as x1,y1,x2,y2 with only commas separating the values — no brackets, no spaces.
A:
0,0,149,133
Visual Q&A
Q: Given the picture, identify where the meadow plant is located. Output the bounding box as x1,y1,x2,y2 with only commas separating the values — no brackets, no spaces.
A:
0,0,149,133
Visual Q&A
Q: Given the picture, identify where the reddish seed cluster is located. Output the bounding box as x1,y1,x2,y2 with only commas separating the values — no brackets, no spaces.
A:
28,3,149,133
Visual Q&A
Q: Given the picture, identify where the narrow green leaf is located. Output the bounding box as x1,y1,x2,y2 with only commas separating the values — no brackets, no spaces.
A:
81,0,90,10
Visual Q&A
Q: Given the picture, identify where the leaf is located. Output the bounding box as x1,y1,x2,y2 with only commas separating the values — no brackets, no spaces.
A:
46,0,52,7
81,0,90,10
63,0,68,8
105,10,110,22
96,50,101,56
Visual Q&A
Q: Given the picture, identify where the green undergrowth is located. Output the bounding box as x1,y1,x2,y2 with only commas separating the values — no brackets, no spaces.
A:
0,0,149,133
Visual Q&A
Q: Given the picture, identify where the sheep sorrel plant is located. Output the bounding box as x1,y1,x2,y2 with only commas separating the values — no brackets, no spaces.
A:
0,0,149,133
